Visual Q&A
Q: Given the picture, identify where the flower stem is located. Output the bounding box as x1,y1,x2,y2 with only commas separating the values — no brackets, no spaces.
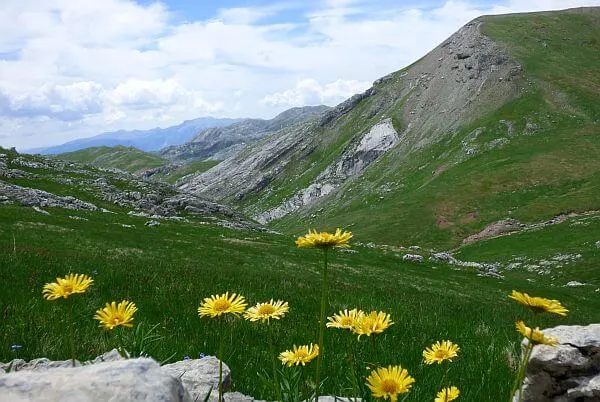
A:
347,337,360,402
510,340,534,402
268,329,283,402
315,248,329,402
437,361,451,393
517,343,534,402
218,318,225,402
68,299,76,367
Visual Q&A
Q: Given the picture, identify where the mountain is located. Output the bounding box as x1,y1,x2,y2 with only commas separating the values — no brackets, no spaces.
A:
55,146,167,174
30,117,241,155
178,7,600,249
159,106,331,162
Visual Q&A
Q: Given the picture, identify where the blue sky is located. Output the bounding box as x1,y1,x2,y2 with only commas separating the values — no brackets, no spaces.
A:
1,0,599,149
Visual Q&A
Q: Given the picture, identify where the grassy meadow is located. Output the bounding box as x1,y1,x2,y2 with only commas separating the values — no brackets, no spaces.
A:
55,146,167,174
1,204,599,401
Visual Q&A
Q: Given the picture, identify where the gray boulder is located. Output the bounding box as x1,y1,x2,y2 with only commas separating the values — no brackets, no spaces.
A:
162,356,231,402
515,323,600,401
0,358,191,402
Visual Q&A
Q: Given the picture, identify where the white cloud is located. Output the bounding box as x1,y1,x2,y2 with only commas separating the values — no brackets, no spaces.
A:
262,78,371,107
1,0,600,149
216,7,273,24
0,81,104,121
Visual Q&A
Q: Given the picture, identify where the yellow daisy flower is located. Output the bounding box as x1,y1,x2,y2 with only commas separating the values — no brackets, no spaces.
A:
279,344,319,366
94,300,137,330
509,290,568,316
435,386,460,402
366,365,415,402
326,308,364,330
42,273,93,300
515,321,558,346
352,311,393,338
295,228,352,249
244,299,289,323
198,292,247,318
423,340,460,364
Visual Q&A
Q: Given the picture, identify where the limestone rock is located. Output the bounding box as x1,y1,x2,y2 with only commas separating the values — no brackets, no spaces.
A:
516,323,600,401
0,358,191,402
224,391,266,402
402,254,424,263
254,118,400,223
162,356,231,402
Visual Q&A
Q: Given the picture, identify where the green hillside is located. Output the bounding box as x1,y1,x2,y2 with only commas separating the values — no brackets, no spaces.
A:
56,146,167,174
1,190,598,401
244,8,600,249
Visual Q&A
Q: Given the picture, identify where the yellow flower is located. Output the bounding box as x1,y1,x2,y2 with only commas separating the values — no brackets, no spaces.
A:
198,292,247,318
94,300,137,330
515,321,558,346
509,290,568,316
435,386,460,402
327,308,364,330
366,365,415,402
244,299,289,323
352,311,393,338
423,340,460,364
42,273,93,300
295,228,352,249
279,344,319,366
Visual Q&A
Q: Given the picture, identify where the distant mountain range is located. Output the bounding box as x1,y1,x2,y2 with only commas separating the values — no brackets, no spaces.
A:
159,106,331,162
28,117,241,155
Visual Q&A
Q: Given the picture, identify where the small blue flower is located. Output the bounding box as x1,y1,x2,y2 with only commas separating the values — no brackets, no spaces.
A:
11,344,23,352
198,353,206,359
183,356,191,360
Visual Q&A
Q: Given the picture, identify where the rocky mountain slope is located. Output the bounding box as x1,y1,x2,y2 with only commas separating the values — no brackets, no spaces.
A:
159,105,330,163
31,117,240,154
55,146,167,174
0,147,257,230
178,7,600,249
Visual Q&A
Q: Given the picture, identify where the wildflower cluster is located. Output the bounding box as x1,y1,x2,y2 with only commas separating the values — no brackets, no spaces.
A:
42,273,138,364
327,308,394,338
37,229,571,402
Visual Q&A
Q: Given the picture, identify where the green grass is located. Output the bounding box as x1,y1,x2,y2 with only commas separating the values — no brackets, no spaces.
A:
55,146,167,174
1,204,598,401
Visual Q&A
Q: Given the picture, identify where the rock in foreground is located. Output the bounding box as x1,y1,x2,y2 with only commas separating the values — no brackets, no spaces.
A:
0,358,190,402
516,323,600,401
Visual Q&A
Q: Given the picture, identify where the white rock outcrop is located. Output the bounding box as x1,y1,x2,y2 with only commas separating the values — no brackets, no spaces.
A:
255,118,400,223
0,358,191,402
515,323,600,401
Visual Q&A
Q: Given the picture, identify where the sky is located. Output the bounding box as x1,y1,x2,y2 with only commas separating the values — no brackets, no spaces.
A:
1,0,599,150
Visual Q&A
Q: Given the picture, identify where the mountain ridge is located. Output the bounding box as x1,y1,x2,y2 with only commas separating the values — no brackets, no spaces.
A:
159,105,331,163
178,7,600,248
28,117,241,155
